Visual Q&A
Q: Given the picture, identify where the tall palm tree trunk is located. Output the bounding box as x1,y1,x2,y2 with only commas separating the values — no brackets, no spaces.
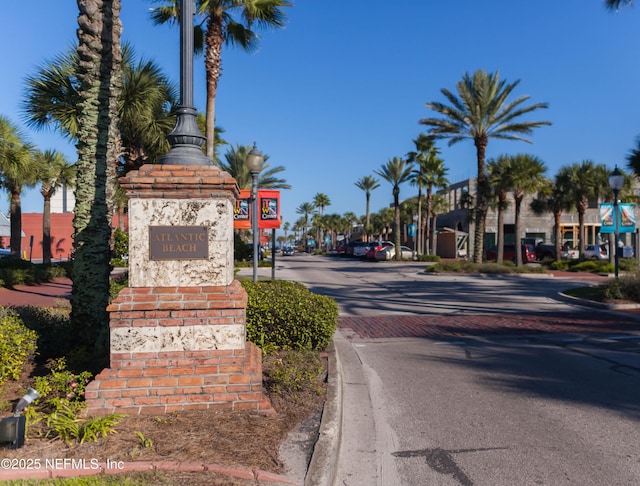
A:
473,138,488,263
9,189,22,259
514,198,523,267
393,189,402,261
425,187,434,255
42,195,52,264
71,0,122,363
204,16,223,159
416,187,422,255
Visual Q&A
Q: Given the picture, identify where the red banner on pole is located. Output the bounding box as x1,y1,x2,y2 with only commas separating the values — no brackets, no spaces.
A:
258,190,281,229
233,190,252,229
233,190,280,230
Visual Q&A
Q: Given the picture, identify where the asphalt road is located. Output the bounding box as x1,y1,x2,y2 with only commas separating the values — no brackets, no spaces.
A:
268,254,640,486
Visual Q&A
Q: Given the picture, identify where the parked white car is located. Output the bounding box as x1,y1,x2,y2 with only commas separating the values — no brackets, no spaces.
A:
582,244,608,260
375,245,414,261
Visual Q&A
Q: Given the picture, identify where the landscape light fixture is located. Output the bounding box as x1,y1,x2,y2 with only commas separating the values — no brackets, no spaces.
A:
245,143,264,282
609,166,624,279
0,388,40,449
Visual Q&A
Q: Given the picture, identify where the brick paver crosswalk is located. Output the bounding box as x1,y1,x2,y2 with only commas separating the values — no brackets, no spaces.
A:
339,311,640,339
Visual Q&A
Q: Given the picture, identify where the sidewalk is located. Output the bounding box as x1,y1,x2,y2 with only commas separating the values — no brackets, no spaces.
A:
0,278,72,307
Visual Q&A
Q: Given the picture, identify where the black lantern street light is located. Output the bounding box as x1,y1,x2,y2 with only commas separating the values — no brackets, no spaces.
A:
609,166,624,279
245,143,264,281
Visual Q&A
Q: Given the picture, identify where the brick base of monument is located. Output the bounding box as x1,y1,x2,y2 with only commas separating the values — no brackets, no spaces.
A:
84,281,273,416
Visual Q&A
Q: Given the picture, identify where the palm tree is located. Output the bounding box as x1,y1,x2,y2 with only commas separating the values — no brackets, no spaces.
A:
407,133,434,255
625,136,640,177
313,193,331,216
605,0,633,11
150,0,292,159
375,157,413,260
296,202,315,251
0,116,38,258
487,156,512,263
556,161,609,256
409,136,448,256
530,174,574,262
420,69,551,263
218,144,290,189
354,175,380,236
22,44,178,174
35,149,76,264
342,211,358,241
282,221,290,241
506,154,547,266
71,0,122,363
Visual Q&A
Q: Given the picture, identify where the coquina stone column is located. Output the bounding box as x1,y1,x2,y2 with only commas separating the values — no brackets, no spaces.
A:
84,164,272,415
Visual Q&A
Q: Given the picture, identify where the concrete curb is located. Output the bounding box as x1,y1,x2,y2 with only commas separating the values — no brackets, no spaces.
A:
557,291,640,311
304,336,342,486
0,460,300,484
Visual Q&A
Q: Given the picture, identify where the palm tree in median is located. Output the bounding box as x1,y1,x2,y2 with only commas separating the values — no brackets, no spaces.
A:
409,137,449,256
407,133,435,255
556,161,609,256
375,157,413,260
150,0,292,159
35,149,76,264
506,154,547,267
0,116,38,258
354,175,380,238
296,202,315,252
530,173,574,262
487,156,512,263
420,69,551,263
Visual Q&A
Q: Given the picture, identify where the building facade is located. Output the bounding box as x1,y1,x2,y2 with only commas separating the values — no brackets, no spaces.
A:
435,178,638,259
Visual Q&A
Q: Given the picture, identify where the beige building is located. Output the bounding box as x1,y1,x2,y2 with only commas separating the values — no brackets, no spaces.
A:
434,178,638,259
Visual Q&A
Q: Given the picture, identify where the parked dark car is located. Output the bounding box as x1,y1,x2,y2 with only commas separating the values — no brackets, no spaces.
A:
282,245,295,256
485,244,537,263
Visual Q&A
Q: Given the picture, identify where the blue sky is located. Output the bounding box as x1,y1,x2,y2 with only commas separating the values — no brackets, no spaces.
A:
1,1,640,237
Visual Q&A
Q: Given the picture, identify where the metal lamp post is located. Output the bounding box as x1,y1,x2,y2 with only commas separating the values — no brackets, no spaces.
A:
609,166,624,279
245,143,264,281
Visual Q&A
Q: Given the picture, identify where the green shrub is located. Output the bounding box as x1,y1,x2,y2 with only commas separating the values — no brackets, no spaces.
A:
549,260,570,271
241,280,338,351
234,233,251,261
266,350,324,396
570,260,612,273
112,228,128,261
599,273,640,302
14,306,72,364
414,254,440,263
0,259,67,288
0,308,38,386
110,274,129,301
33,358,92,413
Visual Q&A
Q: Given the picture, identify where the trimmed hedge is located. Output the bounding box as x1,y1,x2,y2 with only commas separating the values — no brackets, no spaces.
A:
241,280,338,351
0,258,68,288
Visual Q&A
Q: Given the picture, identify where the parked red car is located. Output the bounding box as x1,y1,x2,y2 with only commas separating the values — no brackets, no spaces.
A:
365,241,394,260
485,244,537,263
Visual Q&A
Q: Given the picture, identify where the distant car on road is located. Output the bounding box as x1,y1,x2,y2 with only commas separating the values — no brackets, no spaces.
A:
582,244,608,260
282,246,295,256
485,244,537,263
